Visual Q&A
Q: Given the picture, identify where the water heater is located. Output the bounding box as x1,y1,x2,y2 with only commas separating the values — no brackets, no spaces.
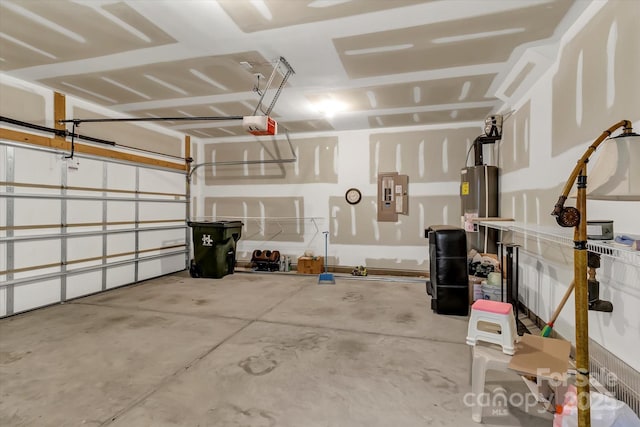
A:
460,115,502,253
461,164,499,253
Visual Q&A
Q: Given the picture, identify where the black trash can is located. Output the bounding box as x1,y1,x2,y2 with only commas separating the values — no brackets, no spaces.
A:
188,220,243,279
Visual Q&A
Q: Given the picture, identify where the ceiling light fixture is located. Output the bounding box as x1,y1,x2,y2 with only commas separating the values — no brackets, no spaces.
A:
250,0,273,20
313,98,347,119
432,28,524,44
345,43,413,56
190,69,229,92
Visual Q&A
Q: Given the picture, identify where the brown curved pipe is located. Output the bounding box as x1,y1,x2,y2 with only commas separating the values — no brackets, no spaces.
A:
552,120,632,217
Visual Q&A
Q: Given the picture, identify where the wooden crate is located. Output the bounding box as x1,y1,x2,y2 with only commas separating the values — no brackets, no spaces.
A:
296,256,324,274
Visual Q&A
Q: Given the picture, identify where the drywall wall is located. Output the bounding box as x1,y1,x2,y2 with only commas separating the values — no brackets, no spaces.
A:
497,0,640,370
202,136,338,184
0,82,47,125
195,123,480,270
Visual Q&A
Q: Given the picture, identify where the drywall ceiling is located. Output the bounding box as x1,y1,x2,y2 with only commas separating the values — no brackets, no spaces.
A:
0,0,579,139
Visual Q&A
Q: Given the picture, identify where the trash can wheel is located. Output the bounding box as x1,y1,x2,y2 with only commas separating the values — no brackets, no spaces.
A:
189,259,202,278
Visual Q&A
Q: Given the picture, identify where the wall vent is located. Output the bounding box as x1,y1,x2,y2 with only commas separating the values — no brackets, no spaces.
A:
589,338,640,418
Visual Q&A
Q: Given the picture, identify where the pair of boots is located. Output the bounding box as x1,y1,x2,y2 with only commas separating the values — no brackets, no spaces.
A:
351,265,367,276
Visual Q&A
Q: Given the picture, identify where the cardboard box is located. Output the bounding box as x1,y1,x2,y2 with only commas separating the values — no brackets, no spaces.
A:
297,256,324,274
469,276,484,305
509,334,571,380
509,334,571,411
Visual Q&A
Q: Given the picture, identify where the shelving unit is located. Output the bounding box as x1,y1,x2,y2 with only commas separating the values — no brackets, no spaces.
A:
476,220,640,418
198,216,325,238
194,216,328,258
477,220,640,267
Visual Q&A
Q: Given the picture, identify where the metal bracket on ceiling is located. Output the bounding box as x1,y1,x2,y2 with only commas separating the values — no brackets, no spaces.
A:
57,57,295,126
252,56,295,117
55,56,296,153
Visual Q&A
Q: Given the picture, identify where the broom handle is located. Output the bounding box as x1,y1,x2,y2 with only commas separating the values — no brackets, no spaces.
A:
323,231,329,273
549,280,575,325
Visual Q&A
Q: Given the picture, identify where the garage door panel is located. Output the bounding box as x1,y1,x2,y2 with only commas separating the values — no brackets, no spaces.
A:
14,279,60,313
67,158,104,189
14,149,61,184
107,163,136,192
107,202,135,224
13,199,61,230
138,255,184,281
107,232,135,254
139,168,184,195
67,271,102,299
67,200,103,224
14,239,60,270
139,229,185,250
106,265,136,289
67,235,103,261
138,201,184,221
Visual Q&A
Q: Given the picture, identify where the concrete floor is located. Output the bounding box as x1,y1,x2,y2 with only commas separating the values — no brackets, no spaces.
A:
0,271,553,427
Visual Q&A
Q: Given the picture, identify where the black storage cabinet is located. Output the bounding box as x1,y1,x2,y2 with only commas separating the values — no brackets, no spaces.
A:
188,221,243,279
425,225,469,315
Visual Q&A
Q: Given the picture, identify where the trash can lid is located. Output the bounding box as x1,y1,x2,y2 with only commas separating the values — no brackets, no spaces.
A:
188,220,243,228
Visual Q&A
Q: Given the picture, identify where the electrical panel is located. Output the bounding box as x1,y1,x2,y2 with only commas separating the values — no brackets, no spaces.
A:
377,172,408,222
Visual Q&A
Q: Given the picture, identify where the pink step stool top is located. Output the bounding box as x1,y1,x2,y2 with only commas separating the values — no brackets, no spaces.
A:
471,299,512,315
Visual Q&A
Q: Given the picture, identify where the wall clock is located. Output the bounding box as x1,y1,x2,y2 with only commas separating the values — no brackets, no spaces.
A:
345,188,362,205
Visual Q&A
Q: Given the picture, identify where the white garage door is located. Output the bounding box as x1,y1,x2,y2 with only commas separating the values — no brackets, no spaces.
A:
0,141,189,317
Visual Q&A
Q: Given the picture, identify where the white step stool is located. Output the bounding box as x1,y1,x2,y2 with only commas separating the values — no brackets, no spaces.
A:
466,299,518,355
470,343,514,423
